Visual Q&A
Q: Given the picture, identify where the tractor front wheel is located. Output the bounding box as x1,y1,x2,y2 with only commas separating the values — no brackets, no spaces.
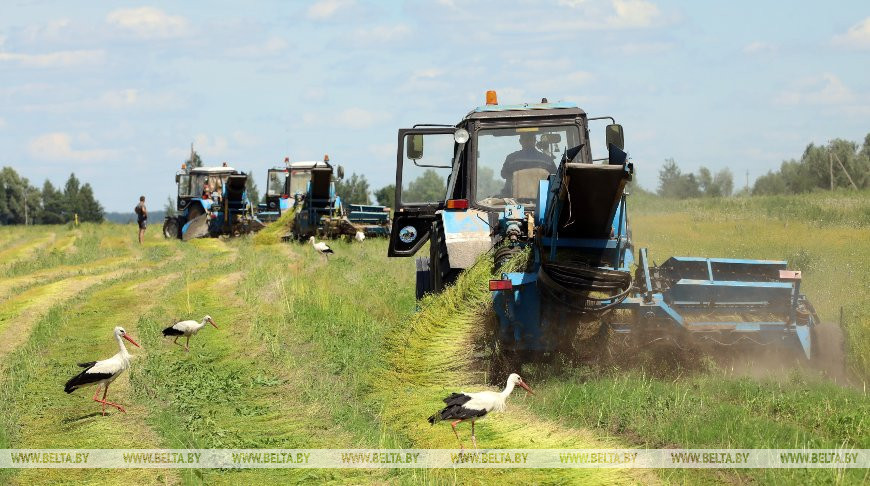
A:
162,217,180,239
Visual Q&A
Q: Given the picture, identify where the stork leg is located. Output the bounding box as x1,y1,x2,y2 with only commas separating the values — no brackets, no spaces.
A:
92,383,126,414
450,419,465,451
172,336,185,349
185,336,190,352
471,421,478,449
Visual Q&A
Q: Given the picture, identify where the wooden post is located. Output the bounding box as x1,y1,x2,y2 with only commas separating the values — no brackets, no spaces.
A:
833,152,858,190
829,153,834,191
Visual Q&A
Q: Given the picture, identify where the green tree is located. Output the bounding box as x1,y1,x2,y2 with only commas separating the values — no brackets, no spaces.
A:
245,173,260,206
404,169,447,202
164,196,178,217
657,159,684,198
185,145,203,168
335,173,371,204
713,169,734,197
40,180,66,224
63,173,82,221
374,184,395,209
77,183,104,222
0,167,41,224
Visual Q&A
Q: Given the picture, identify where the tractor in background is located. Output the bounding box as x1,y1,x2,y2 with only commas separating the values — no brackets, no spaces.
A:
281,156,392,240
163,163,264,240
387,91,819,361
257,158,292,223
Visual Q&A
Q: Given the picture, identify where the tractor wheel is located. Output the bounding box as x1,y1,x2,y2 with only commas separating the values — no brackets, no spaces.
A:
415,257,432,300
162,217,180,239
429,219,460,294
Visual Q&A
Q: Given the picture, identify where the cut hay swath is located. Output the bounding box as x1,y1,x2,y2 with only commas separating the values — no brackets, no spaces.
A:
375,248,658,484
253,208,297,246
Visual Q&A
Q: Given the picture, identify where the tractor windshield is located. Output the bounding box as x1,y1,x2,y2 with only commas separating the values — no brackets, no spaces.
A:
267,170,288,196
288,169,312,195
475,124,581,206
190,173,229,198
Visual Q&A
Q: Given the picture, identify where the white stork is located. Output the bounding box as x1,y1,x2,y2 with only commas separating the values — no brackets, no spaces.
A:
354,231,365,242
162,315,217,352
64,326,141,415
428,373,534,450
309,236,334,258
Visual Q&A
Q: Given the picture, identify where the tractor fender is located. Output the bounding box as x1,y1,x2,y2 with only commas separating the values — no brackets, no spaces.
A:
439,209,492,270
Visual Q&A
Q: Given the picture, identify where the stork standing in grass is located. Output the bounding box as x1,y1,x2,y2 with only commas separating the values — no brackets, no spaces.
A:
64,326,141,415
428,373,534,450
309,236,334,259
162,315,217,352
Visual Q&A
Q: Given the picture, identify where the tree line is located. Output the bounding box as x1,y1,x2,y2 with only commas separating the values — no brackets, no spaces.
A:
0,167,104,225
753,134,870,195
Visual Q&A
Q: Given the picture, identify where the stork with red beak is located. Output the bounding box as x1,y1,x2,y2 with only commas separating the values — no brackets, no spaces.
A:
64,326,141,415
162,315,217,352
428,373,534,450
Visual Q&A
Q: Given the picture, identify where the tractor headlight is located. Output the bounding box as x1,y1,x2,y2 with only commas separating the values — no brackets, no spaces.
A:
454,128,469,144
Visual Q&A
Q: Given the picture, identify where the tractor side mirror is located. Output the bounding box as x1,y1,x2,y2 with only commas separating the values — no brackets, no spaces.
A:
406,134,424,160
605,124,624,151
337,165,345,179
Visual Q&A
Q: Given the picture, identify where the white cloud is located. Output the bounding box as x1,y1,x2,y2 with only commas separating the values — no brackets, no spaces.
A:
226,36,288,57
609,0,661,28
833,17,870,49
307,0,355,20
21,19,71,43
336,107,389,129
0,49,105,68
22,88,184,113
28,132,116,162
106,7,189,39
777,74,854,106
743,41,777,54
352,24,411,44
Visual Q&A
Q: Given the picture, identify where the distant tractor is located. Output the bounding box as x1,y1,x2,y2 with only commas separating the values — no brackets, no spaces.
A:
281,156,392,240
258,158,292,223
387,91,819,361
163,164,264,240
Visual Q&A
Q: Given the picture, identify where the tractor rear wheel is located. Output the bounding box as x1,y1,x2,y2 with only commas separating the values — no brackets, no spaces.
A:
162,217,180,239
415,257,432,300
429,219,459,294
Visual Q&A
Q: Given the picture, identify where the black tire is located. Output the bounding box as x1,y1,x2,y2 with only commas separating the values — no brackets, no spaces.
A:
429,219,460,294
415,257,432,300
162,217,180,239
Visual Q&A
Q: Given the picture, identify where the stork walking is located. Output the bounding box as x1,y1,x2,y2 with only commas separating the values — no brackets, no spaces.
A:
428,373,534,450
162,315,217,352
64,326,141,415
309,236,334,259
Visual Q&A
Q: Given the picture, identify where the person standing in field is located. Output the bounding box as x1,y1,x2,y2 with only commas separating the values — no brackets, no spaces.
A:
135,196,147,244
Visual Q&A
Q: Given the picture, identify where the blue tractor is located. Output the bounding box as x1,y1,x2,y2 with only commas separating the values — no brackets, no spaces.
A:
387,91,819,360
163,164,264,240
282,156,392,240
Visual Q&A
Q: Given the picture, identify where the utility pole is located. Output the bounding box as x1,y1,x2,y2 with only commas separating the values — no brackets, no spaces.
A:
829,153,834,191
745,169,749,192
23,191,28,225
833,152,858,190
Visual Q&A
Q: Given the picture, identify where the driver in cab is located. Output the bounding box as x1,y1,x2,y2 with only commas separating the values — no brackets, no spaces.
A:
500,132,556,196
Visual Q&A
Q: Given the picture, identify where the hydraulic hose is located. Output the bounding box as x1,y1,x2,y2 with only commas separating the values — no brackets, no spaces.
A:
538,260,632,314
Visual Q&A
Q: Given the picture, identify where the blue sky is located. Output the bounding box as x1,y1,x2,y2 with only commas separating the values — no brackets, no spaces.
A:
1,0,868,211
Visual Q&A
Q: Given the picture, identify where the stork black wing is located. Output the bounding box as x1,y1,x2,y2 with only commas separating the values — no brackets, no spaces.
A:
64,364,112,394
162,326,184,336
442,392,471,406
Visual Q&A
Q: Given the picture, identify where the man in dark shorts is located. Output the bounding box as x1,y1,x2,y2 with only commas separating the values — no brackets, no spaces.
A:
135,196,147,244
500,132,556,196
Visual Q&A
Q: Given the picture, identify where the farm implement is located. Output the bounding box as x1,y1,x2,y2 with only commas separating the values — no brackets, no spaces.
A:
387,91,819,359
163,164,264,240
281,156,392,241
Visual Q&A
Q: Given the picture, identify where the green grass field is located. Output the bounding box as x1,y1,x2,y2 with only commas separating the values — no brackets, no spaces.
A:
0,191,867,485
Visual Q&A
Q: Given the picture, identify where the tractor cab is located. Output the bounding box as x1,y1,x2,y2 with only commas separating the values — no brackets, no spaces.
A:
165,164,263,240
388,91,625,296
